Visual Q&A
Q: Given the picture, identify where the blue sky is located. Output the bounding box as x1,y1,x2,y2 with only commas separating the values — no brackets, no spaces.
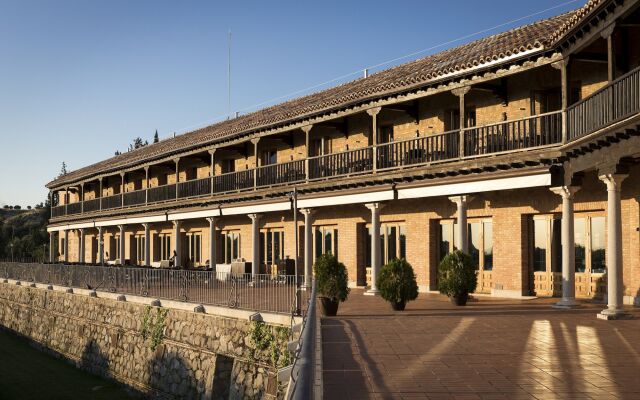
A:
0,0,581,207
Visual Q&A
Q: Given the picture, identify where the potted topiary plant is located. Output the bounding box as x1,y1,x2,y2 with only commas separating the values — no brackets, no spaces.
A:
437,250,477,306
378,259,419,311
314,254,350,316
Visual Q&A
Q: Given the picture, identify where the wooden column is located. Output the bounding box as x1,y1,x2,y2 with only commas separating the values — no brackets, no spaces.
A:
552,58,569,143
452,86,471,158
80,183,85,214
209,149,216,195
302,125,313,182
601,23,616,82
99,178,103,210
367,107,381,172
120,172,125,208
174,158,180,199
251,138,260,189
144,166,150,204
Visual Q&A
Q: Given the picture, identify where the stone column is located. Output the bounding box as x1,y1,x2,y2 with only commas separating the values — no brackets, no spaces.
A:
143,223,151,266
452,86,471,157
97,227,104,266
365,203,384,295
550,186,580,308
207,217,217,271
598,173,628,319
78,228,85,264
367,107,381,172
49,231,55,263
448,195,472,253
63,229,69,264
248,213,261,276
173,220,182,268
300,208,315,289
119,225,126,265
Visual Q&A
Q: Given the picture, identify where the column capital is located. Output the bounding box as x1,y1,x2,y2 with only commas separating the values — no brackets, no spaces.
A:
299,208,315,216
301,125,313,134
549,185,580,199
208,148,217,156
143,165,150,172
600,22,616,39
451,86,471,97
366,107,381,117
142,223,149,229
551,57,570,70
599,173,627,191
78,228,84,234
97,226,103,233
118,224,125,231
172,220,182,227
206,216,217,223
448,195,473,205
248,213,262,222
250,137,261,145
364,202,385,211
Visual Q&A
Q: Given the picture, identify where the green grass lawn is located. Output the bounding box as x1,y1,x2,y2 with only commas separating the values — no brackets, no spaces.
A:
0,329,135,400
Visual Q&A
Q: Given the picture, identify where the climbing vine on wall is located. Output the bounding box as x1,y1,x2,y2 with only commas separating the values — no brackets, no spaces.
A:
249,321,291,368
140,306,169,350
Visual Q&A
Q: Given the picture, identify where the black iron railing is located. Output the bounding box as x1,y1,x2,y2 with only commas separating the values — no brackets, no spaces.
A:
0,261,305,315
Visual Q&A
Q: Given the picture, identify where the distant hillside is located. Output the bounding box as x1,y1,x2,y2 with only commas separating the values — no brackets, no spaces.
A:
0,207,49,261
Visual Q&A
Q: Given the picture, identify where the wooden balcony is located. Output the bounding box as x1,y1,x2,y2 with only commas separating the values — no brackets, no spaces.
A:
50,66,640,220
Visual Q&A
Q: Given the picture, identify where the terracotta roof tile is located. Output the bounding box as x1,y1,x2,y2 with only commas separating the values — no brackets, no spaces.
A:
47,0,606,188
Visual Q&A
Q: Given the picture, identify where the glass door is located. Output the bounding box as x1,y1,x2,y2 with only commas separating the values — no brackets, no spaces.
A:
574,215,607,299
260,228,284,275
531,216,562,297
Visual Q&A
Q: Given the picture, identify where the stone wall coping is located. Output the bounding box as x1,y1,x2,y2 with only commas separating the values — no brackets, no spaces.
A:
3,279,300,326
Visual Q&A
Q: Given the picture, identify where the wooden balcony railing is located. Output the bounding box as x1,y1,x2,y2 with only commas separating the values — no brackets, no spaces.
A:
463,111,562,156
377,130,459,170
309,147,373,179
568,65,640,141
83,198,100,213
52,69,640,220
147,184,176,203
178,177,211,198
123,189,146,207
101,194,122,210
256,160,305,187
51,205,66,218
214,169,254,193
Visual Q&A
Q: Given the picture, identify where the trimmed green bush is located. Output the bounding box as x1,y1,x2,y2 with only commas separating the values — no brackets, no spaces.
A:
378,259,418,306
313,254,350,302
437,250,477,297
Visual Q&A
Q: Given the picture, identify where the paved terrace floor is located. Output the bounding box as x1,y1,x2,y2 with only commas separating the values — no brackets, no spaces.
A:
321,290,640,400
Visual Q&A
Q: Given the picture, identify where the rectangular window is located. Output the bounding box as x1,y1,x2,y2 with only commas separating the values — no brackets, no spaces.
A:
591,216,606,274
261,150,277,166
221,159,235,174
136,235,146,263
533,219,547,272
364,223,406,266
574,218,586,273
483,221,493,271
159,234,171,261
260,229,284,267
114,236,120,261
221,231,240,263
469,222,481,270
187,233,202,265
439,223,452,261
314,226,338,260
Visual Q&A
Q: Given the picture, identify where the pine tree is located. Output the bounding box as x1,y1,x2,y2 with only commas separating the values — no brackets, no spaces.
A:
58,162,68,178
153,130,159,143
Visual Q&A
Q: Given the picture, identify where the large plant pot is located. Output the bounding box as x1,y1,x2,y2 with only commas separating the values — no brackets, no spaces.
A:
450,292,469,306
390,301,406,311
319,297,339,316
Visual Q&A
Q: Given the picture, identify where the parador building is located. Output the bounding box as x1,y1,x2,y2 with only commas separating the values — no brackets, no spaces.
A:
46,0,640,319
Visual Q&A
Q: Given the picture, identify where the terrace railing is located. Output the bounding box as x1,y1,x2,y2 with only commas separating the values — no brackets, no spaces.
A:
463,111,563,156
308,146,373,179
257,160,306,187
51,205,66,218
568,65,640,141
377,130,459,170
147,183,176,203
178,177,211,198
123,189,146,207
66,202,82,215
0,261,304,315
214,169,254,193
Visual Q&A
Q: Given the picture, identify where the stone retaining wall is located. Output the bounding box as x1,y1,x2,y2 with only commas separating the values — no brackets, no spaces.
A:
0,283,287,399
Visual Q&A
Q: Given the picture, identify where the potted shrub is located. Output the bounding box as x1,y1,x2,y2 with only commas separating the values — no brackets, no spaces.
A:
314,254,350,316
378,259,419,311
437,250,477,306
